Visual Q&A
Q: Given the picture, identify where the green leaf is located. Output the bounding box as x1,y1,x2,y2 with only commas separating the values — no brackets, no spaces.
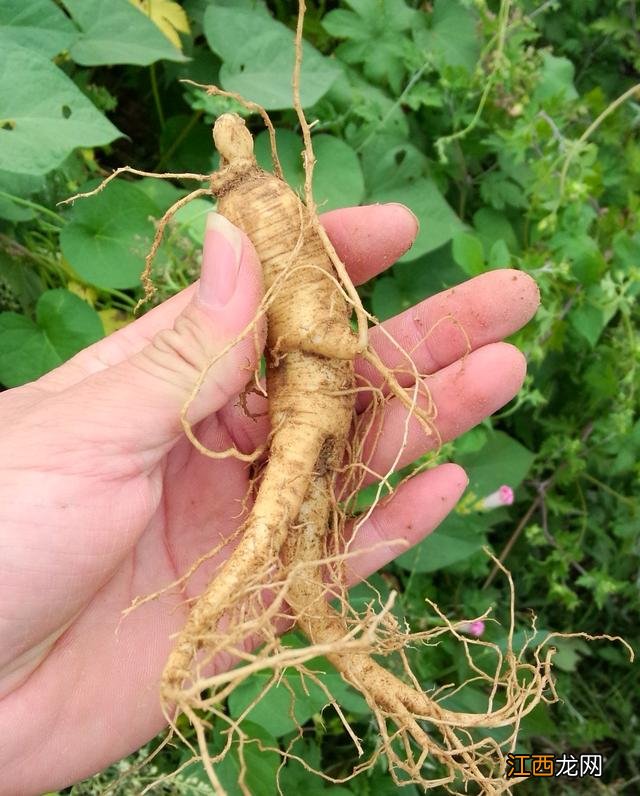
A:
277,738,352,795
569,301,607,347
0,43,120,176
452,232,484,276
204,3,340,109
479,172,529,211
534,52,579,105
612,231,640,272
63,0,187,66
322,0,417,92
369,178,464,261
551,638,591,672
458,430,535,496
371,275,406,321
0,0,76,58
393,242,467,301
254,129,364,211
552,232,605,285
172,198,216,243
212,721,280,796
415,0,480,73
488,238,511,269
0,289,103,387
229,660,367,738
361,136,428,194
473,207,519,256
60,180,160,289
396,512,490,572
0,170,46,221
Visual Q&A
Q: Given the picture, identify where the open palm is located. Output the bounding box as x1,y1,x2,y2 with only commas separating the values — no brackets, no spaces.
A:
0,204,538,795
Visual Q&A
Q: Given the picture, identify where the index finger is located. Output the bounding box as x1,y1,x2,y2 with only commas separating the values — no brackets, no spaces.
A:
37,203,418,393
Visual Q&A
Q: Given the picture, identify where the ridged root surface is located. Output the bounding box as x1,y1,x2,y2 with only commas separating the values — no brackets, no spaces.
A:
160,114,555,794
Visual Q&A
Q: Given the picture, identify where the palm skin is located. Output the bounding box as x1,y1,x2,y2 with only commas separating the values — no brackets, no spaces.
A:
0,204,539,795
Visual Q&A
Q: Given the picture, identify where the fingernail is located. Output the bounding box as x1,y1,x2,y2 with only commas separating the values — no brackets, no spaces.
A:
198,212,243,308
386,202,420,234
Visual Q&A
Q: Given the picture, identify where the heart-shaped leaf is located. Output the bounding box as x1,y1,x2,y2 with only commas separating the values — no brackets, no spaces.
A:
63,0,187,66
60,180,161,289
0,289,103,387
0,42,120,176
0,0,76,58
204,3,340,109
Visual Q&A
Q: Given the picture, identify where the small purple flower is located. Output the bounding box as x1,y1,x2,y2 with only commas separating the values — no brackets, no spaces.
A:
480,485,514,510
461,620,485,638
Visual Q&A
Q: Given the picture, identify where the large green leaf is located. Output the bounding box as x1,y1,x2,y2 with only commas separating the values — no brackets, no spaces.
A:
534,52,579,105
204,2,340,109
369,178,464,261
0,0,76,58
415,0,480,73
0,170,46,221
459,430,535,496
0,289,103,387
60,180,161,289
254,129,364,210
322,0,417,93
473,207,519,255
452,231,485,276
0,43,120,176
396,512,491,573
361,136,428,195
63,0,187,66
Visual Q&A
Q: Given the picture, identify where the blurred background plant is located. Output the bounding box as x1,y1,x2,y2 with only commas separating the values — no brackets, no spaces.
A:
1,0,638,793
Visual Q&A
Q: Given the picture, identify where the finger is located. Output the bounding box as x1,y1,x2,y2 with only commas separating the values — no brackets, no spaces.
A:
38,203,418,393
44,214,266,462
320,203,418,285
356,269,539,410
360,342,526,480
341,463,468,585
220,328,529,460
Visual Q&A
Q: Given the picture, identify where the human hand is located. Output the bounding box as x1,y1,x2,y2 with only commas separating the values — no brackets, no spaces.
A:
0,204,539,794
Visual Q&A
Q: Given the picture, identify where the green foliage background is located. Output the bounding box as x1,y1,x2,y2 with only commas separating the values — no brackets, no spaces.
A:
1,0,638,793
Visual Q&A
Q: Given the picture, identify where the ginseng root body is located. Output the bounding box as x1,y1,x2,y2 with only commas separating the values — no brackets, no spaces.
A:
162,114,358,696
160,114,559,796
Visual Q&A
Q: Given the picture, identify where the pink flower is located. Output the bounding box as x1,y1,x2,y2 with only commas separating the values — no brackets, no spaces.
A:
461,620,485,638
480,485,514,510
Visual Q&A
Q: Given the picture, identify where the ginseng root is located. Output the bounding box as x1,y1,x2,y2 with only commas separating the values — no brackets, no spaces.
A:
158,113,550,794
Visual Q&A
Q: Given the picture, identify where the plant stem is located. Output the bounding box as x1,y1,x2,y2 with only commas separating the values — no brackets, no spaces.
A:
150,63,165,130
580,473,636,507
0,192,64,224
435,0,511,160
155,109,203,172
100,287,137,308
559,82,640,197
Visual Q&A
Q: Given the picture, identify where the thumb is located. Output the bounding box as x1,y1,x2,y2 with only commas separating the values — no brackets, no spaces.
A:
72,212,265,459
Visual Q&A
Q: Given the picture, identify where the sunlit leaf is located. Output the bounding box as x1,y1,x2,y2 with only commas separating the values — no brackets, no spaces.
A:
204,2,340,109
415,0,480,73
64,0,187,65
0,0,76,57
129,0,190,51
60,180,159,289
0,43,120,175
